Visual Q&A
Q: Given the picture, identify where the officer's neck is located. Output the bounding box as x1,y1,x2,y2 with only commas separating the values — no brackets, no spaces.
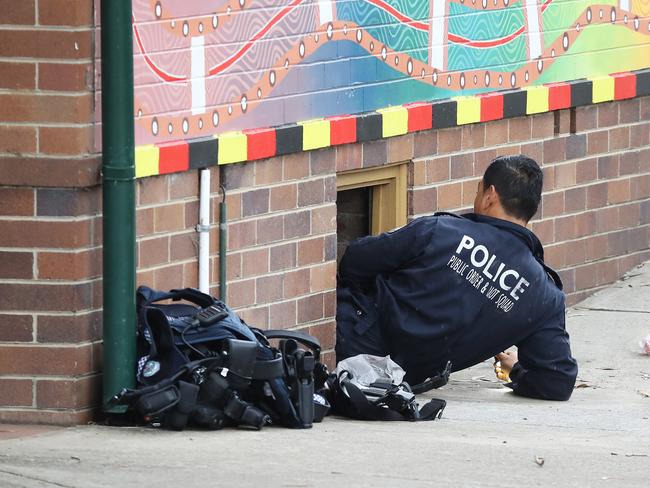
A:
480,206,528,229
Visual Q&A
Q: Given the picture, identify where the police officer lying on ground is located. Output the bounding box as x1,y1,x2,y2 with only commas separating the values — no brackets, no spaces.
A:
335,155,578,401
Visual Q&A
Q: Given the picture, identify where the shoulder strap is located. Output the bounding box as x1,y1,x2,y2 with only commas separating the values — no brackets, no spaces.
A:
263,329,321,360
137,285,216,310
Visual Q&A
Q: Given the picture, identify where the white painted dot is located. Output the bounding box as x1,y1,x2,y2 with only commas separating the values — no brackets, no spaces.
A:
299,42,305,57
587,8,592,23
152,118,159,135
494,0,497,5
485,72,490,86
155,2,162,18
198,22,204,33
212,15,218,29
510,72,516,87
241,95,247,112
562,33,569,50
137,109,142,117
576,23,580,32
171,20,176,28
198,119,204,129
239,0,245,7
227,6,232,15
327,23,333,39
257,88,262,98
537,59,543,72
482,0,487,8
524,71,529,82
183,22,189,36
421,69,426,78
498,74,503,85
473,74,477,85
343,24,348,35
551,48,556,57
356,29,362,43
633,16,639,30
504,0,509,5
460,73,465,88
599,9,603,19
284,59,289,69
182,119,189,133
168,123,173,134
370,42,374,51
228,106,233,115
610,7,616,23
433,70,438,84
270,71,276,86
394,55,399,66
407,59,413,75
381,46,387,60
212,111,219,126
447,74,452,86
314,33,319,43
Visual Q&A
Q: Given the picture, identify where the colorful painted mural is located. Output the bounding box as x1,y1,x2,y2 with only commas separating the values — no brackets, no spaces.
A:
132,0,650,148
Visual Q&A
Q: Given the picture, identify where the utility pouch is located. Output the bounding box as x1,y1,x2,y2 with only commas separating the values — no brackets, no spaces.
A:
135,385,180,417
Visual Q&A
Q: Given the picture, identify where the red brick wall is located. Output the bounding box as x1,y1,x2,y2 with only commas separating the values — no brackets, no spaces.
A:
0,0,100,424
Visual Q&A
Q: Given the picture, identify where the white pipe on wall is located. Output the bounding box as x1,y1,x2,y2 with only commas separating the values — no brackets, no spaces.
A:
198,169,211,294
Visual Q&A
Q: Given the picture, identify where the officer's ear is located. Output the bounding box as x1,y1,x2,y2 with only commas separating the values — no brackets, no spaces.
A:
483,184,500,209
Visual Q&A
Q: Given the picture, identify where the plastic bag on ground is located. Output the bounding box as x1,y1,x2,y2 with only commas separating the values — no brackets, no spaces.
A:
334,354,405,389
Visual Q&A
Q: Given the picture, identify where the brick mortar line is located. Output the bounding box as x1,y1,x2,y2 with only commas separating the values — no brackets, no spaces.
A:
220,201,336,223
0,24,95,32
0,341,96,348
213,232,337,257
0,276,101,286
226,262,336,286
0,57,93,65
0,406,94,413
136,259,201,273
224,174,334,194
546,223,650,248
0,214,100,222
0,90,93,98
0,88,93,97
0,311,100,318
0,152,99,159
559,249,650,273
0,246,101,253
0,373,99,381
0,55,94,64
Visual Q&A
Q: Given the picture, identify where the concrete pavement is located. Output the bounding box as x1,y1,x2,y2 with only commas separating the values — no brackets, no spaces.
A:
1,263,650,487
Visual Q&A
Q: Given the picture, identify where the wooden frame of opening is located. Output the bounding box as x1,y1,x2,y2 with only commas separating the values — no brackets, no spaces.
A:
336,163,408,235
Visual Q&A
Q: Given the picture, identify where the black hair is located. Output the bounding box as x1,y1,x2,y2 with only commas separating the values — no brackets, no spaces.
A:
482,155,543,222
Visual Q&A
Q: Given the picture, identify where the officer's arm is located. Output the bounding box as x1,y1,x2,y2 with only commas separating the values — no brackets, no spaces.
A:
508,311,578,401
339,218,431,283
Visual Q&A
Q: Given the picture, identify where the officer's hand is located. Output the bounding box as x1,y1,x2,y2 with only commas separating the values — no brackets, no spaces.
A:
494,351,518,381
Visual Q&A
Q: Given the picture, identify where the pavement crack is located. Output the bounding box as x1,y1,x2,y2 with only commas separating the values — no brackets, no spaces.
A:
0,467,77,488
572,306,650,314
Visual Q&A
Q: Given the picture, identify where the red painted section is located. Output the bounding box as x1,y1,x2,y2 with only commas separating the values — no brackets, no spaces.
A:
406,102,433,132
547,82,572,110
612,72,636,100
329,115,357,145
479,93,504,122
158,141,190,174
245,127,277,160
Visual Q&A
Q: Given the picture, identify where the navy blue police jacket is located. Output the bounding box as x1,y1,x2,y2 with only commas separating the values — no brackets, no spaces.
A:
338,213,578,401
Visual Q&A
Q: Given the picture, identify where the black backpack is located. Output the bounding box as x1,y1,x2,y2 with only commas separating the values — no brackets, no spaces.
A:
111,286,329,430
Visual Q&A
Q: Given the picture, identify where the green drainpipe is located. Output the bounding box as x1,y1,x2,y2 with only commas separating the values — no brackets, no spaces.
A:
101,0,136,412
